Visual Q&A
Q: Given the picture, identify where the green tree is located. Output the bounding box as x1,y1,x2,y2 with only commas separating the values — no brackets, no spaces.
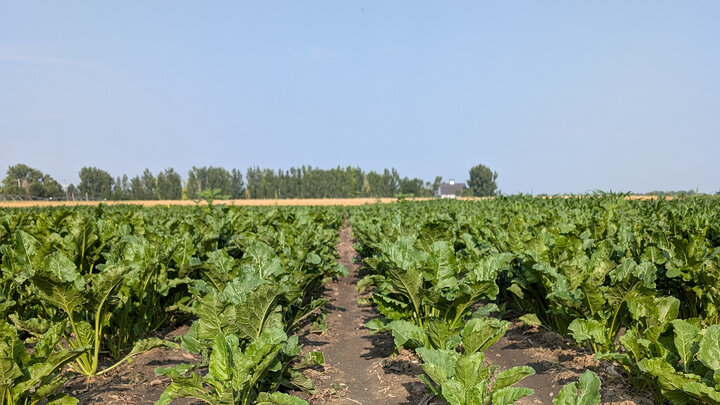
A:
129,176,142,199
66,184,79,200
0,163,63,198
156,168,182,199
245,166,262,199
113,175,131,200
431,176,443,196
140,168,157,199
186,166,234,199
399,177,425,196
230,169,245,199
78,167,114,199
467,164,499,197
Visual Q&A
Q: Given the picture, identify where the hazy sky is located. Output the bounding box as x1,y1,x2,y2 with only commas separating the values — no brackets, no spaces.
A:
1,2,718,194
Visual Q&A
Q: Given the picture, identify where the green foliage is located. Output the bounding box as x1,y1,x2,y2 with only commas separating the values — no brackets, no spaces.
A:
467,164,498,197
0,203,346,403
156,168,183,199
187,166,242,200
0,163,64,198
0,320,84,405
553,370,601,405
350,195,720,404
78,167,114,199
156,330,308,405
416,346,534,405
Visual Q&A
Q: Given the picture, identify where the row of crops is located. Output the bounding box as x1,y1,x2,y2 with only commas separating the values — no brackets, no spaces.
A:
0,204,347,404
349,195,720,404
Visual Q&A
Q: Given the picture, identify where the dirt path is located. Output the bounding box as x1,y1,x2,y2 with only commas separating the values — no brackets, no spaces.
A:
301,224,431,405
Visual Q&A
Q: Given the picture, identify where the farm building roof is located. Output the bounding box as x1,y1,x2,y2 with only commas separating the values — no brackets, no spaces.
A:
438,182,467,195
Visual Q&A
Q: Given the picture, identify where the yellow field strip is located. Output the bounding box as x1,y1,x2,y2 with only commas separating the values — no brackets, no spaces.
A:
0,195,671,208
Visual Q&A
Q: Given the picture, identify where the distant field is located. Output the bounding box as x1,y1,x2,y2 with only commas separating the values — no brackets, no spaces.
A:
0,195,668,208
0,197,416,207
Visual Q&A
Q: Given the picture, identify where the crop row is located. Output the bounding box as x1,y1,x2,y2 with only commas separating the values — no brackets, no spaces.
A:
349,195,720,404
0,204,347,404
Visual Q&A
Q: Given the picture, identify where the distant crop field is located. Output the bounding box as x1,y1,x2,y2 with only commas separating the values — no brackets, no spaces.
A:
0,195,667,208
0,197,408,207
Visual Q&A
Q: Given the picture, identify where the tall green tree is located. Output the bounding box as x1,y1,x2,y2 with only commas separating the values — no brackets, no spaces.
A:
130,176,144,199
467,164,499,197
141,168,157,199
156,168,182,199
186,166,234,199
230,169,245,199
113,175,131,200
399,177,425,196
78,167,114,199
431,176,443,195
0,164,64,198
245,166,262,199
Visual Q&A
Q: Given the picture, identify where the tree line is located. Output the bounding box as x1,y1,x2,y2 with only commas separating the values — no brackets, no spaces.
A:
0,163,465,200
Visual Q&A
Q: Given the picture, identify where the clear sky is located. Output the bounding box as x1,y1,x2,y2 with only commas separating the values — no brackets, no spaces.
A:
1,1,718,194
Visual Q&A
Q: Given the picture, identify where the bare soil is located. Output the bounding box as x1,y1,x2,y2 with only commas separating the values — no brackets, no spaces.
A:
61,324,203,405
298,223,434,404
485,322,653,405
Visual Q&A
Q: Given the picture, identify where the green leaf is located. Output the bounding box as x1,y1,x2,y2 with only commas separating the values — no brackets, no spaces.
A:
387,265,424,322
638,358,701,397
671,319,701,370
286,369,315,394
699,325,720,371
296,351,324,369
209,334,233,383
552,370,601,405
454,352,485,389
427,241,460,290
41,252,84,290
32,275,86,317
493,366,535,391
568,319,607,348
386,319,430,349
416,347,459,386
121,338,177,363
492,386,534,405
518,314,542,327
155,374,217,405
236,283,280,340
180,321,204,354
440,379,466,405
461,317,508,355
89,263,124,302
195,292,236,342
45,394,80,405
74,321,95,347
682,382,720,404
305,252,321,265
507,283,524,299
34,321,67,358
425,318,457,349
256,392,308,405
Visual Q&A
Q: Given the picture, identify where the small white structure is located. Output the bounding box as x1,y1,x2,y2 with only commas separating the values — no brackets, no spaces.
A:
438,179,467,199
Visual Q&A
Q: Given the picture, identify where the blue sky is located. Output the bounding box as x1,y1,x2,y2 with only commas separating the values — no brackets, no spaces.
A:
1,1,718,194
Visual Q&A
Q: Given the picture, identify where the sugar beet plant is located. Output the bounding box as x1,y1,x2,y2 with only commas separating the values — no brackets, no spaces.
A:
0,204,347,403
351,195,720,404
353,208,539,404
